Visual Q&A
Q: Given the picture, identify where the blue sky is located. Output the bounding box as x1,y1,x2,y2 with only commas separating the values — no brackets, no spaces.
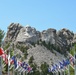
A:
0,0,76,33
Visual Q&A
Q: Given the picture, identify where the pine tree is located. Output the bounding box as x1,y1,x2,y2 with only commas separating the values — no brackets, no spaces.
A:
0,29,5,47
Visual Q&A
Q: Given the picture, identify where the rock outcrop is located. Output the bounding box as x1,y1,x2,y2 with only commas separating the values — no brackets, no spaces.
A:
57,28,74,44
3,23,76,71
4,23,23,43
16,25,40,43
27,45,65,67
56,28,74,53
41,28,56,44
4,23,75,53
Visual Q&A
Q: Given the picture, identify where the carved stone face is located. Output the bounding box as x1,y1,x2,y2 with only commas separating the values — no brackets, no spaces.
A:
16,26,40,43
41,29,56,44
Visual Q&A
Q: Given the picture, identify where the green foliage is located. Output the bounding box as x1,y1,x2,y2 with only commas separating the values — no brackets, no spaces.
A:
70,49,74,56
40,62,49,75
30,63,37,71
37,41,39,45
66,45,70,51
0,29,5,47
70,66,74,75
24,50,28,59
31,42,35,47
41,41,51,50
69,44,76,75
47,42,51,50
21,57,24,61
34,70,40,75
4,42,10,50
27,70,40,75
36,40,62,54
56,46,61,53
29,56,34,64
4,64,8,72
10,50,14,57
27,63,40,75
42,41,46,46
16,44,28,52
16,44,28,59
70,43,76,56
15,71,17,75
74,44,76,52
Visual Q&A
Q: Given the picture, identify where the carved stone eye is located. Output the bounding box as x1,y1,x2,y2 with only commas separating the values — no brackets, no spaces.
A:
22,29,26,32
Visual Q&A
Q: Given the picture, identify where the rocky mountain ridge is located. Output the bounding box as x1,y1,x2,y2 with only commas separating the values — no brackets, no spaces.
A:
4,23,75,52
3,23,76,72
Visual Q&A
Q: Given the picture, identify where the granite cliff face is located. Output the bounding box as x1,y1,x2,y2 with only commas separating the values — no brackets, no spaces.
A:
3,23,75,69
41,28,56,44
4,23,23,42
16,25,40,43
56,28,74,53
57,28,74,44
4,23,74,51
